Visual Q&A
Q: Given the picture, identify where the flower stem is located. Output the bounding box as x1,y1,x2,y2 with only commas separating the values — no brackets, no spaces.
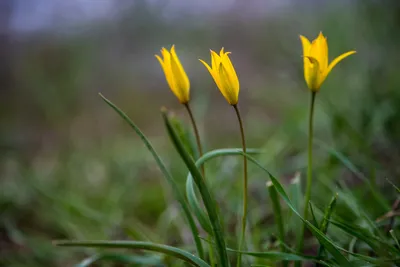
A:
184,103,205,177
233,104,248,267
296,91,316,266
184,103,214,265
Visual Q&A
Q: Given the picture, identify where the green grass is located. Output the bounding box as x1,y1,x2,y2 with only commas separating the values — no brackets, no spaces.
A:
2,2,400,266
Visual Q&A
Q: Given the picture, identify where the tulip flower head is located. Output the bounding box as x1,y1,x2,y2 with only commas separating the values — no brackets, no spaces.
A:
199,48,240,105
300,32,356,92
155,45,190,104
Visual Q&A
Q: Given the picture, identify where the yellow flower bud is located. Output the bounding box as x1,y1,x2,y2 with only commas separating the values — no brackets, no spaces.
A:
300,32,356,92
155,45,190,104
200,48,240,105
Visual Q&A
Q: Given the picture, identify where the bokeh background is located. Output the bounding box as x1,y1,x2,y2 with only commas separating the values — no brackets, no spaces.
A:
1,0,400,266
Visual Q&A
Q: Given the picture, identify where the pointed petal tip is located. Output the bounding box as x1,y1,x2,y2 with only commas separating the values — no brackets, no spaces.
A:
299,35,310,42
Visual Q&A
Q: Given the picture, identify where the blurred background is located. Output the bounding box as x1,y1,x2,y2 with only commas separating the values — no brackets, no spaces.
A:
1,0,400,266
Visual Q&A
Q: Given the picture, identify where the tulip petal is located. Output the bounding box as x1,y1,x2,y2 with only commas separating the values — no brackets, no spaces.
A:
300,35,311,86
156,52,177,97
170,45,190,89
299,35,311,57
304,56,321,91
218,62,238,105
170,45,190,103
314,32,328,71
210,50,221,71
219,47,225,57
326,50,356,77
221,52,239,92
199,59,223,94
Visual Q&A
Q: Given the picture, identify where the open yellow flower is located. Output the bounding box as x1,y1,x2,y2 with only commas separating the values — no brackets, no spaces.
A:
300,32,356,92
199,48,239,105
155,45,190,104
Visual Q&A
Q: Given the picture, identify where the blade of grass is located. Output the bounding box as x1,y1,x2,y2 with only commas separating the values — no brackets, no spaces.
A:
267,182,286,254
186,148,261,235
319,176,384,240
199,237,332,266
54,240,209,267
330,219,399,256
76,253,162,267
240,153,352,267
184,149,351,265
390,230,400,250
315,140,389,211
317,194,338,264
335,243,400,265
98,93,204,259
226,248,328,265
387,179,400,194
309,202,320,227
289,173,303,249
161,108,229,267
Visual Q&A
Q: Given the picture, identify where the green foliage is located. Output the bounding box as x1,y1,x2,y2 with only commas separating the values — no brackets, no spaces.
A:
2,1,400,267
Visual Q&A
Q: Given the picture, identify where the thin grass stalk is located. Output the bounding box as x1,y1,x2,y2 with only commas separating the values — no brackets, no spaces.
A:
233,104,248,267
296,91,316,265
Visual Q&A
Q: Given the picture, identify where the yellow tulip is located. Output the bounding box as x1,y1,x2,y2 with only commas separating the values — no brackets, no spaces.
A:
199,48,240,105
300,32,356,92
155,45,190,104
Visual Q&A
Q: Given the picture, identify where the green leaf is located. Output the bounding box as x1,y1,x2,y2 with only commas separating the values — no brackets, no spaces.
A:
390,230,400,250
169,115,197,158
226,248,329,265
54,240,209,267
315,140,389,211
317,193,338,258
98,93,204,259
161,108,229,267
75,253,162,267
289,173,303,248
240,153,352,267
309,202,320,227
267,181,286,254
186,148,262,234
330,219,399,256
318,176,383,240
387,179,400,194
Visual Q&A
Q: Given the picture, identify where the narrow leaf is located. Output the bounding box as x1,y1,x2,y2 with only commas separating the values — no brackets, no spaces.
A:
315,140,389,210
76,253,162,267
162,108,229,267
317,193,338,259
186,148,261,234
241,153,352,266
390,230,400,250
309,202,319,227
54,240,209,267
267,181,286,254
99,93,204,258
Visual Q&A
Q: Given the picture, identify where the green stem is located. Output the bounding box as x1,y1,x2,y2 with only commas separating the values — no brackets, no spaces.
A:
184,103,205,177
184,103,213,265
296,91,316,265
233,104,248,267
